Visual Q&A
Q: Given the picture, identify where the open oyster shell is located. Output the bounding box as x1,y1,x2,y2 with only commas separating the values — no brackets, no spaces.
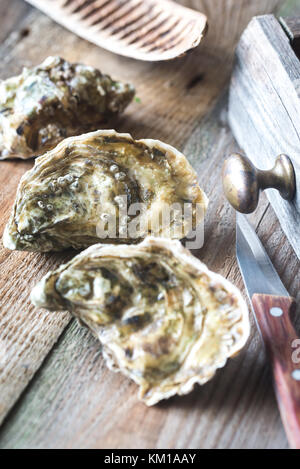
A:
31,237,250,406
0,56,135,159
3,130,208,252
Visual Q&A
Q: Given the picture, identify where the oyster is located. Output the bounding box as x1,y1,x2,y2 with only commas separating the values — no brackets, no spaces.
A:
31,237,250,406
3,130,208,252
0,56,135,159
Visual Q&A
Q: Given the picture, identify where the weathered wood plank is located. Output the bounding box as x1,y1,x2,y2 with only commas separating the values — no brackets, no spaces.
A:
280,16,300,57
0,159,72,425
280,0,300,58
0,2,73,428
229,15,300,259
1,97,298,449
281,16,300,40
0,0,298,450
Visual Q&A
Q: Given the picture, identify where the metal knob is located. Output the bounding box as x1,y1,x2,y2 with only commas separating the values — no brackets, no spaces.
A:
222,153,296,213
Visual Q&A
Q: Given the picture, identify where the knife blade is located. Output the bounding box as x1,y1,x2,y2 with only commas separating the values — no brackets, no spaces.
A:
236,213,300,449
236,213,289,299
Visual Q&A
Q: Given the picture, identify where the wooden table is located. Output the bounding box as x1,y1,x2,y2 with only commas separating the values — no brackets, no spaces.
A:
0,0,299,450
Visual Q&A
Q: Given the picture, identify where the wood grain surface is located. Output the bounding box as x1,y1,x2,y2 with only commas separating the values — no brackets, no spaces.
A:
0,0,299,449
280,16,300,56
229,14,300,259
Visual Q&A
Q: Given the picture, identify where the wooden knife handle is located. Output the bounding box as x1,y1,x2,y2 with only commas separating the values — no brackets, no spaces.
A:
252,294,300,449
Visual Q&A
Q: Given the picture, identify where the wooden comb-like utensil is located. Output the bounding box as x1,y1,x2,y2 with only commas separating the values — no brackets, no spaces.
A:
25,0,207,61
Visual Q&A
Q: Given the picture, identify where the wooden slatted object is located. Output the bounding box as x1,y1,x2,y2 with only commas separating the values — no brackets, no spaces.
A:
24,0,207,61
229,14,300,259
0,0,298,450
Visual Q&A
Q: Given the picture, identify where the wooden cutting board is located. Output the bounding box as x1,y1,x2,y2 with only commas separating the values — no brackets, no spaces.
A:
0,0,299,450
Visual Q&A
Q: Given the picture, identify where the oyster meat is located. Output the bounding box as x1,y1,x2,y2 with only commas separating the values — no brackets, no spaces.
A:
31,237,250,406
3,130,208,252
0,56,135,159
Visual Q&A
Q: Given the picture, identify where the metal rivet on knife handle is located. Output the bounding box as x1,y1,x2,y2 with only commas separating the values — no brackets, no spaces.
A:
222,153,296,214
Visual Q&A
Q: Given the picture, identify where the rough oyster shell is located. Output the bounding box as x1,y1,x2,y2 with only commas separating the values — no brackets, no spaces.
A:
3,130,208,252
31,237,250,406
0,56,135,159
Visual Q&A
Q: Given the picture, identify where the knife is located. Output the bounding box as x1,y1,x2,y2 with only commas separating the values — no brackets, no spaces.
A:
236,213,300,449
